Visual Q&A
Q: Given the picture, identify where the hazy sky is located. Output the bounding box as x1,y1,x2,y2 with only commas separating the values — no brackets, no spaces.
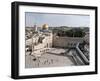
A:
25,12,90,27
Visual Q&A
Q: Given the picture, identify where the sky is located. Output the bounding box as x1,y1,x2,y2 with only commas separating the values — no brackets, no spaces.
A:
25,12,90,27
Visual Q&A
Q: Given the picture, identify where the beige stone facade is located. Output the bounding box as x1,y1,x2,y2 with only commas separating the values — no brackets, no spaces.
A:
53,36,84,48
31,31,53,57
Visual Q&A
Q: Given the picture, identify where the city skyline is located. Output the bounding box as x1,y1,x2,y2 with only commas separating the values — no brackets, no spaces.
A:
25,12,90,27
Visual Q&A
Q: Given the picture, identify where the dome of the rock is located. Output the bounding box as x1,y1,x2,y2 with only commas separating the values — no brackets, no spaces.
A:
42,24,48,30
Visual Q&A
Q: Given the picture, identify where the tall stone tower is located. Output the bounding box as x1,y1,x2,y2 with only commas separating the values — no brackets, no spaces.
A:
34,23,37,31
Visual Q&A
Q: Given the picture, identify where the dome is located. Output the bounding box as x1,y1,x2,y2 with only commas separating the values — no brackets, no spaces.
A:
42,24,48,30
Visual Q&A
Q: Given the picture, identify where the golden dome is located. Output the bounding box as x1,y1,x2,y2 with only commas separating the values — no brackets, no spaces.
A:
42,24,48,30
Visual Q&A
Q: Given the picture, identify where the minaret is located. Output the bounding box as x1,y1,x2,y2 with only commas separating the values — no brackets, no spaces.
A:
34,23,37,31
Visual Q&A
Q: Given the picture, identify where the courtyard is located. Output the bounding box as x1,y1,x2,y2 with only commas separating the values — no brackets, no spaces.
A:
25,48,75,68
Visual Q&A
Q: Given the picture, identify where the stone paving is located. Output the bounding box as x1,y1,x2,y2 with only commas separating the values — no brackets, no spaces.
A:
25,48,75,68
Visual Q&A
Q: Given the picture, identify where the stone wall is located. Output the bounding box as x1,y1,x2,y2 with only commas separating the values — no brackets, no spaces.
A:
53,36,84,48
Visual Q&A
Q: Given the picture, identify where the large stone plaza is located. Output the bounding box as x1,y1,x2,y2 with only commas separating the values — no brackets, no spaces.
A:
25,48,75,68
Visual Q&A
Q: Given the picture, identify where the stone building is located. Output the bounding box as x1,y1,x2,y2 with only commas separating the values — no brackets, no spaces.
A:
30,24,53,57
